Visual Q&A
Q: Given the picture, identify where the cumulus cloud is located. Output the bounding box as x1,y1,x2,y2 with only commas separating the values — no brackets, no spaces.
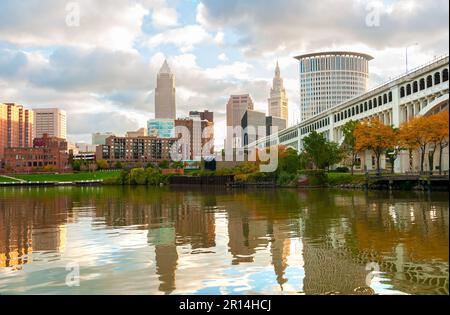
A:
0,0,153,51
197,0,449,56
146,25,211,52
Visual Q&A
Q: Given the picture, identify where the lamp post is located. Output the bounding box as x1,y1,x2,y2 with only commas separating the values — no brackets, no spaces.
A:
406,43,419,73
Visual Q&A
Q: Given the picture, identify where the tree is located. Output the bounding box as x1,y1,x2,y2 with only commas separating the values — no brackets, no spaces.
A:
354,119,396,175
277,146,301,174
158,160,170,169
434,112,450,175
114,161,123,170
171,161,184,169
400,116,431,174
96,159,108,170
341,120,359,175
424,112,450,175
302,131,343,170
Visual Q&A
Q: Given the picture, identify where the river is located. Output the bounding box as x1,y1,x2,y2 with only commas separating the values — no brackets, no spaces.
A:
0,187,448,295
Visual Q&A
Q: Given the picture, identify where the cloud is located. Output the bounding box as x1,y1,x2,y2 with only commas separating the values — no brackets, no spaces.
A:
197,0,449,57
0,0,150,51
152,6,178,29
146,25,212,52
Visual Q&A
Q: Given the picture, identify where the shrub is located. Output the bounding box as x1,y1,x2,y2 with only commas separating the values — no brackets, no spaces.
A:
334,167,350,173
276,171,296,186
298,170,328,186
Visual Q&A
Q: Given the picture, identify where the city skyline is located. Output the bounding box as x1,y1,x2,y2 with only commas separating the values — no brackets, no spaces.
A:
0,0,448,149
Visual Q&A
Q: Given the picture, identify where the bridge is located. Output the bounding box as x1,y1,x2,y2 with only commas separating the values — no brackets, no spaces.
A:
251,54,449,174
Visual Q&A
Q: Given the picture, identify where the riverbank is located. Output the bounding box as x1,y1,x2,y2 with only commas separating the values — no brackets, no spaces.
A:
1,171,448,191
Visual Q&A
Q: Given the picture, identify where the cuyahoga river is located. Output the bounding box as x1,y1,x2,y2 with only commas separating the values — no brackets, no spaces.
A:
0,187,448,295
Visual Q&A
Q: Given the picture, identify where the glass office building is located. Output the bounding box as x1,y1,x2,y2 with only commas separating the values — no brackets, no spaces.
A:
147,119,175,138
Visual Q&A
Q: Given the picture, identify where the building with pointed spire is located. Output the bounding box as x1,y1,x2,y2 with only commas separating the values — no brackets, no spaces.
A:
268,61,289,123
155,60,176,119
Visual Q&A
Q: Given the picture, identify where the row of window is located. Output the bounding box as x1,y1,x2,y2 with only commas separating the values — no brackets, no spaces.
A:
334,91,393,123
301,117,331,135
400,69,448,98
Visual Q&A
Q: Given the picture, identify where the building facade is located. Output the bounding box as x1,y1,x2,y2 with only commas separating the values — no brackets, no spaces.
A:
147,119,175,138
268,62,289,122
189,110,214,123
33,108,67,139
226,94,254,147
175,116,214,161
241,110,267,147
296,52,373,121
92,132,115,145
0,103,33,158
126,128,148,138
155,60,176,119
96,136,177,165
2,134,69,173
266,116,287,137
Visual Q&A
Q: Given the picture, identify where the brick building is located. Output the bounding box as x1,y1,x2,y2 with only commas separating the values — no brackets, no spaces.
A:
175,117,214,161
2,134,70,173
0,103,34,157
96,136,177,166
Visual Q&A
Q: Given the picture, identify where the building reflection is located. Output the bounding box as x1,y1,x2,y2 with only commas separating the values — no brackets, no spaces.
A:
0,187,448,295
0,190,69,268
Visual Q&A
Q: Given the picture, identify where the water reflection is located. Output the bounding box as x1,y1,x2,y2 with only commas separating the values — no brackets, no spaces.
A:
0,187,448,295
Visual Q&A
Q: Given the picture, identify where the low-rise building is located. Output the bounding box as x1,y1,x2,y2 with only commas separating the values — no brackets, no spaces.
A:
2,134,70,173
96,136,177,166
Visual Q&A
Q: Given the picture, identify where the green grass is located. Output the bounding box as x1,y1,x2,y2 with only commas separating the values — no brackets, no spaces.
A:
9,171,121,182
327,172,366,185
0,176,21,183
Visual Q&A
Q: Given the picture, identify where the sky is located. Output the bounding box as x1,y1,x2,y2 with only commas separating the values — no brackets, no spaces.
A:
0,0,448,148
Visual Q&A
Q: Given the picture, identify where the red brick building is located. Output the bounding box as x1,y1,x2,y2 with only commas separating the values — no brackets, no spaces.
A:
96,136,177,166
2,134,70,173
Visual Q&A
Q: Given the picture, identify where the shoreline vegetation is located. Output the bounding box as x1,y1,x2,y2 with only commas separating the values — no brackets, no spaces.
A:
1,167,448,191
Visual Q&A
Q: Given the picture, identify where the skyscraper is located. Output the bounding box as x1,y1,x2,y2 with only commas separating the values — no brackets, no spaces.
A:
0,103,33,157
295,51,373,121
155,60,176,119
268,61,289,123
33,108,67,139
226,94,254,147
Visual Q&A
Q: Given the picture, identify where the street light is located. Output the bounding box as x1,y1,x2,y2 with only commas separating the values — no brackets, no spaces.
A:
406,43,419,73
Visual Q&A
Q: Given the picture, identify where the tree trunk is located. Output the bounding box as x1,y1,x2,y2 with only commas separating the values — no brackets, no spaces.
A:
376,152,381,176
420,147,426,175
391,158,395,174
428,148,436,175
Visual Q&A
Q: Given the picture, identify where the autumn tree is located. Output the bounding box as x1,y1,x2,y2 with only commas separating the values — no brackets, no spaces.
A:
433,112,449,175
341,120,359,175
354,119,397,175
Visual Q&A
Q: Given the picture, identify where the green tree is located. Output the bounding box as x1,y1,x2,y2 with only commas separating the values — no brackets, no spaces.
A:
302,131,343,170
114,161,123,169
278,147,301,174
341,120,359,175
158,160,170,169
96,159,108,170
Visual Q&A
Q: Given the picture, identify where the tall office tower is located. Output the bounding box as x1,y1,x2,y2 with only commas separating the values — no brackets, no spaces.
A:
226,94,254,147
33,108,67,139
155,60,176,119
295,51,373,121
268,61,289,123
0,103,33,157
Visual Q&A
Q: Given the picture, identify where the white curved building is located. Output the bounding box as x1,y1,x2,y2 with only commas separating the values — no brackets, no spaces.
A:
296,51,373,121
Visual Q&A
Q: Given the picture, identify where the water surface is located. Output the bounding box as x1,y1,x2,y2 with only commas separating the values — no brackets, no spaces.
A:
0,187,448,295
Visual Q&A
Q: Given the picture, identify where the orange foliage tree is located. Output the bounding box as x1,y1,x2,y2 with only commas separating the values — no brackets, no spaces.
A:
399,112,449,174
354,119,397,175
426,112,449,174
